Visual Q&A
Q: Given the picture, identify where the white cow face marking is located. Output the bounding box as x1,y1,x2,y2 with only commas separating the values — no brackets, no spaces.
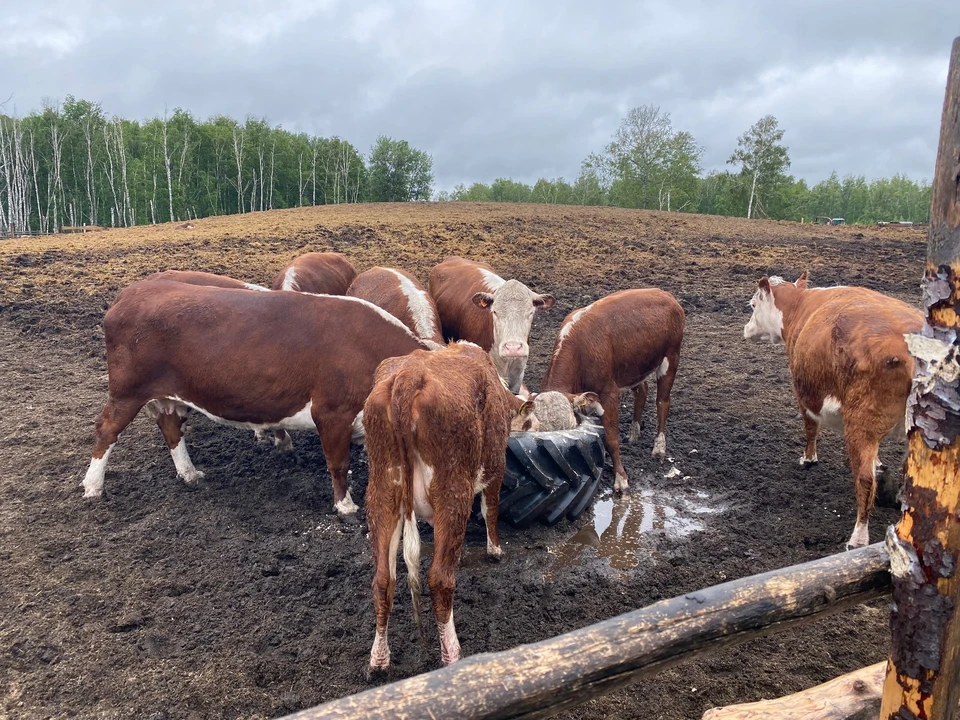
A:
743,283,784,344
473,279,554,360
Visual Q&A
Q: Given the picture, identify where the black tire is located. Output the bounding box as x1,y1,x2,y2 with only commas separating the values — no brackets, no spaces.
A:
499,418,606,527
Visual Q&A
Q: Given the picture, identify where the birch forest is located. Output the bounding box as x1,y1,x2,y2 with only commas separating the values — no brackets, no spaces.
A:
0,97,430,235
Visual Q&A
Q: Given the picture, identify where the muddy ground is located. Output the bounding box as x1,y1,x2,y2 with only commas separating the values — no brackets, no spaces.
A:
0,204,926,719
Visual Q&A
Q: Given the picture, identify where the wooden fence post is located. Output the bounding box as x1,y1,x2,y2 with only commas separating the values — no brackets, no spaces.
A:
879,36,960,720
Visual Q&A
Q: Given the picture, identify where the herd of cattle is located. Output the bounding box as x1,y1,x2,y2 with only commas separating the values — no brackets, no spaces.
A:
78,251,922,671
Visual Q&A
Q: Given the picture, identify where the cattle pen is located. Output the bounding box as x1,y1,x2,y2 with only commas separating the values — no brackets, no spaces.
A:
275,36,960,720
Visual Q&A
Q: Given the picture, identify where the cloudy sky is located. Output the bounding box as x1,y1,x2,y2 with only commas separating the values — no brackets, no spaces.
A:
4,0,958,192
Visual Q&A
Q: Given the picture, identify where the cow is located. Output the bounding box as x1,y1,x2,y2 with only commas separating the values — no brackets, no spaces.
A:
530,390,605,432
144,269,270,292
542,289,685,493
347,267,444,346
143,269,292,449
744,272,923,549
271,251,357,294
364,342,541,672
81,280,428,518
428,256,554,393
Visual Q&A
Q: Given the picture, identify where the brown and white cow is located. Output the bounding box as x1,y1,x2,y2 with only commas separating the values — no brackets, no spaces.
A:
144,269,270,292
347,266,444,346
542,289,685,493
144,269,295,449
744,272,922,548
428,256,554,393
364,342,539,671
271,252,357,294
82,280,428,517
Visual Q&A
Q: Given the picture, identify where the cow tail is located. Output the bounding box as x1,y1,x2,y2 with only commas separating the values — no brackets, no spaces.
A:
392,371,427,641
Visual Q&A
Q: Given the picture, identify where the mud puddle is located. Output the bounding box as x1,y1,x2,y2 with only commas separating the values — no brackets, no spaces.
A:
545,483,725,578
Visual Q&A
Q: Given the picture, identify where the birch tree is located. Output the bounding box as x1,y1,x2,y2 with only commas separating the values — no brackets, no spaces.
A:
727,115,790,219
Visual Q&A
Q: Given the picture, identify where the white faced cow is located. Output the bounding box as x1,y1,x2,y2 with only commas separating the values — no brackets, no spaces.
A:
428,256,554,393
82,280,428,518
744,272,922,548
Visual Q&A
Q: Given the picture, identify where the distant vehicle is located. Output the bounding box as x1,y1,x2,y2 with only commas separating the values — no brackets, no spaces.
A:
813,216,844,226
831,218,845,225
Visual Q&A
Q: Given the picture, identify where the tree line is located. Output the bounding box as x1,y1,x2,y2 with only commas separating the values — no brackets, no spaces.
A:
0,97,433,234
442,106,932,225
0,98,931,234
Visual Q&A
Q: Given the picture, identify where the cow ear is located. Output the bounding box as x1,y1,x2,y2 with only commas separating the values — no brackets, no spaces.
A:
574,392,604,417
534,294,555,310
795,271,809,288
472,292,494,309
758,278,771,294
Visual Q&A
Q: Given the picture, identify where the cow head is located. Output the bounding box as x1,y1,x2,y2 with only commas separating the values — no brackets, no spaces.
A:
472,279,555,360
744,272,808,343
511,397,541,432
529,390,603,432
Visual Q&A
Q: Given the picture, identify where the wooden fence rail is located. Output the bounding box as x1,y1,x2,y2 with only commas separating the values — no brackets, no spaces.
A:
279,543,890,720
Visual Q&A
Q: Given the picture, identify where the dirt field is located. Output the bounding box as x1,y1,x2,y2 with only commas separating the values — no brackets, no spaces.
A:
0,203,926,719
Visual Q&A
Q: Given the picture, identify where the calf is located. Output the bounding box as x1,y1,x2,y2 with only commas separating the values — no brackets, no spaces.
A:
429,256,554,393
542,289,685,493
364,342,539,671
271,251,357,294
82,280,427,517
144,269,269,292
347,266,444,345
744,272,922,549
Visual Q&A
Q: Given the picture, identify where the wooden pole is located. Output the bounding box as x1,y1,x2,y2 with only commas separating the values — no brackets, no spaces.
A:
879,36,960,720
279,544,890,720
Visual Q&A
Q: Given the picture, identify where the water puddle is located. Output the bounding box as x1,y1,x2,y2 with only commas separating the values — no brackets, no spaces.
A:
546,485,724,577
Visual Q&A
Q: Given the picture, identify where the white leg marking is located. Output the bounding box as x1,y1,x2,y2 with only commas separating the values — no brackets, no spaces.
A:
800,452,819,466
335,489,359,515
480,494,503,559
846,521,870,550
628,421,641,444
273,431,294,452
614,471,629,493
171,438,205,485
369,627,391,670
253,428,269,445
82,444,115,497
652,432,667,459
438,610,461,665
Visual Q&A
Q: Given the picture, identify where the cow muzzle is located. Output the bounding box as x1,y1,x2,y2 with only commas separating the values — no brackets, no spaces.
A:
500,341,528,358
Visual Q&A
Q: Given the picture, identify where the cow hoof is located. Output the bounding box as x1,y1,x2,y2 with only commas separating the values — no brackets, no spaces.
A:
486,549,504,563
365,665,390,683
799,456,819,468
628,421,641,444
181,470,205,489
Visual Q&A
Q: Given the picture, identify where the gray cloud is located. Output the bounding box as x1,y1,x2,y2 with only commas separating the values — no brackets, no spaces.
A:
2,0,957,191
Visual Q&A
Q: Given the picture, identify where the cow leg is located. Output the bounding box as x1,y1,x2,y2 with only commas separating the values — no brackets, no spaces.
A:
82,397,145,497
800,410,821,466
368,505,403,672
428,488,471,664
154,407,204,487
315,414,358,517
843,427,881,550
599,389,627,493
628,381,648,444
652,355,679,461
273,430,294,452
480,482,503,561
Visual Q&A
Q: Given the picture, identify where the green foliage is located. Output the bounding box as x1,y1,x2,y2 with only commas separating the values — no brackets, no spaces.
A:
727,115,791,219
0,101,429,233
367,136,434,202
